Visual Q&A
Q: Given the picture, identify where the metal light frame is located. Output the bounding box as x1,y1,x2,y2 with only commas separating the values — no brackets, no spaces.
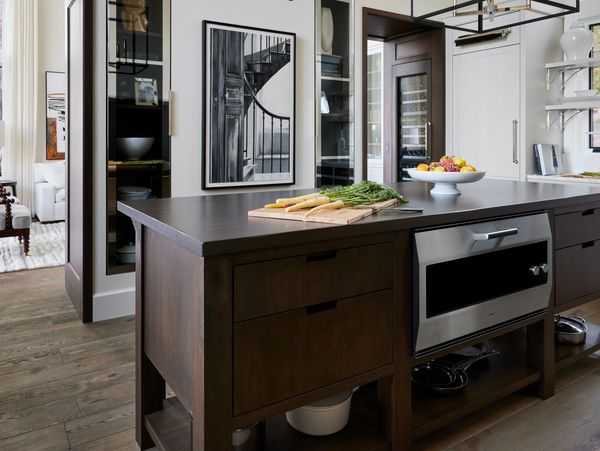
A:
411,0,580,34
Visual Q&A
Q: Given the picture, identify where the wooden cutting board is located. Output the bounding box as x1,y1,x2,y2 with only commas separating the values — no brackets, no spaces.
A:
561,172,600,179
248,199,399,225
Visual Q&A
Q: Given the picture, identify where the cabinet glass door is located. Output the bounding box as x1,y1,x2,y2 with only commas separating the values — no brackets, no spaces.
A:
105,0,171,275
394,60,431,181
315,0,354,188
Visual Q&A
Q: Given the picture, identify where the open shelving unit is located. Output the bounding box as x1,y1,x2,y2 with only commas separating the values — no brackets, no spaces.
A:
555,321,600,370
411,326,543,439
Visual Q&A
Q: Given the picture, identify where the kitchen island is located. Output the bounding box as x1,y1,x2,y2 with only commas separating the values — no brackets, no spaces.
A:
119,179,600,451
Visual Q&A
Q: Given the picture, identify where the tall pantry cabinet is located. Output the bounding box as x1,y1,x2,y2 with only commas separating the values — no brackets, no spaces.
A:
446,12,562,180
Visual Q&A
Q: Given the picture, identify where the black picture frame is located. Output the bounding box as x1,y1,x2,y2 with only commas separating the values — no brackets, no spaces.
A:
202,21,296,189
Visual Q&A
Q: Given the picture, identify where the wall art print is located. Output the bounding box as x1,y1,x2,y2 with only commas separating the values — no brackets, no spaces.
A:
203,22,296,188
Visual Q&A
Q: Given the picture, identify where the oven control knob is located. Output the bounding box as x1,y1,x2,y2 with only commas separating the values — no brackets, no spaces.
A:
529,265,541,276
539,263,549,274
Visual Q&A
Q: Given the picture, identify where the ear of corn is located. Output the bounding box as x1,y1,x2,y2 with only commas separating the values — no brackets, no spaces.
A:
285,196,331,212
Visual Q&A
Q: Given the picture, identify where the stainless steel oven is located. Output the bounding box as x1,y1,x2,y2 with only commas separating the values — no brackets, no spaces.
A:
413,213,552,355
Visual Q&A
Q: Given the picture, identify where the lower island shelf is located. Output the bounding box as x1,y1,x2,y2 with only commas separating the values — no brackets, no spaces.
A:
412,328,541,439
555,321,600,371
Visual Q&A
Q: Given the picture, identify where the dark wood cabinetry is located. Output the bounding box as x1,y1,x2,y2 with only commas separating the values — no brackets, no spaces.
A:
119,181,600,451
554,204,600,307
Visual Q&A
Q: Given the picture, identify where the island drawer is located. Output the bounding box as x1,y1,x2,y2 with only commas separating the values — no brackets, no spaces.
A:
233,242,393,322
233,290,393,416
555,240,600,305
554,208,600,249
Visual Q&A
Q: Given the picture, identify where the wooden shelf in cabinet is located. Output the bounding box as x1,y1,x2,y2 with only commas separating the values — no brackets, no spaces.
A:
145,397,191,451
412,330,541,439
555,322,600,371
265,384,388,451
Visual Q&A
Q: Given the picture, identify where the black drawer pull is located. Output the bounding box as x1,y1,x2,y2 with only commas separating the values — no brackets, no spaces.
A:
307,301,338,315
581,209,595,217
306,250,337,263
582,241,595,249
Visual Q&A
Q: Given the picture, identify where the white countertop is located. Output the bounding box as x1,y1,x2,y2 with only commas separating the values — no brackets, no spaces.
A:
527,174,600,186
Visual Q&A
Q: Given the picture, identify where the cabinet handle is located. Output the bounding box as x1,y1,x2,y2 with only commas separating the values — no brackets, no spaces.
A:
306,250,337,263
582,241,595,249
168,90,174,137
307,301,338,315
512,120,519,164
582,209,594,217
425,122,432,160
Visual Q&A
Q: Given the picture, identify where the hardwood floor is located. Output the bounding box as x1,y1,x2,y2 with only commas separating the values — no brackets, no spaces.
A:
1,266,599,450
0,267,136,450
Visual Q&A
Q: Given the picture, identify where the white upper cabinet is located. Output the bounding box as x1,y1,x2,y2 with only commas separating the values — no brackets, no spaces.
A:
446,12,563,181
452,45,521,180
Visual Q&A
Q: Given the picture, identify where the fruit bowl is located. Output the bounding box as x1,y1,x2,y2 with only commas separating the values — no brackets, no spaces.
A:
408,169,486,196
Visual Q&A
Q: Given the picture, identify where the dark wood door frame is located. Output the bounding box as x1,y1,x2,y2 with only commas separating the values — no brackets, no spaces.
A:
361,8,444,181
65,0,94,323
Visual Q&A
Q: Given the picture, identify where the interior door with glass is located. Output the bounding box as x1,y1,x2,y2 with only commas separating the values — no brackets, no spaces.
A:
391,60,432,182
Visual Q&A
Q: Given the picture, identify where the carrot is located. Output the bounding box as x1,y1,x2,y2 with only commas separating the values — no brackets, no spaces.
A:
285,196,330,212
304,200,345,218
264,202,294,209
276,193,321,205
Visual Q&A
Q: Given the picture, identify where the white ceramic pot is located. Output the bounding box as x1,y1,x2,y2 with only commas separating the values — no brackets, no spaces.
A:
321,7,334,55
285,389,354,436
560,22,594,62
116,137,155,161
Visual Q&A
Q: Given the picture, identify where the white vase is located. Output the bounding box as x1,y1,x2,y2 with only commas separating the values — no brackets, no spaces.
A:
560,22,594,61
321,7,334,55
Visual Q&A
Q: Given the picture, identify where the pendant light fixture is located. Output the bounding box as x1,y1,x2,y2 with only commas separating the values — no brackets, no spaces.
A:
411,0,580,34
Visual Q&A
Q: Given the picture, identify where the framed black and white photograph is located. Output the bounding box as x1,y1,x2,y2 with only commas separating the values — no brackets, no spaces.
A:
134,77,159,106
203,22,296,189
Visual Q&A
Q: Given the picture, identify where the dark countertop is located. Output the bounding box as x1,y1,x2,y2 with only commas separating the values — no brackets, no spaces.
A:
118,180,600,257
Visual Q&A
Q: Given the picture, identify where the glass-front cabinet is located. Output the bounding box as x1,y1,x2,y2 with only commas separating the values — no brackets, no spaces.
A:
393,60,432,181
106,0,171,275
315,0,354,188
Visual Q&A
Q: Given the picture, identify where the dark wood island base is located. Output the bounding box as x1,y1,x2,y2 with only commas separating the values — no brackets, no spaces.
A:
118,180,600,450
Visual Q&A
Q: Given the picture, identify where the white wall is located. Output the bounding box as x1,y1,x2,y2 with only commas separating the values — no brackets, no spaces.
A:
562,0,600,173
170,0,314,197
37,0,65,163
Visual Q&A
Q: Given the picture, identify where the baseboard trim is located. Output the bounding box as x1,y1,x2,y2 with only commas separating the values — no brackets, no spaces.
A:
93,287,135,321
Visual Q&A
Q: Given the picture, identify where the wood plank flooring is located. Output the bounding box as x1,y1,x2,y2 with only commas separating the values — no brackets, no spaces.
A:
1,266,600,450
0,267,137,450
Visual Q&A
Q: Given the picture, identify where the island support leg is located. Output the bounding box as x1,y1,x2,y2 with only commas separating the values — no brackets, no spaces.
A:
527,315,555,400
377,232,413,449
135,222,166,449
192,256,233,450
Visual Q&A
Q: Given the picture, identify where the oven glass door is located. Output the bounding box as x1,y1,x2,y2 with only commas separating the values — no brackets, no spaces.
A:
426,241,548,318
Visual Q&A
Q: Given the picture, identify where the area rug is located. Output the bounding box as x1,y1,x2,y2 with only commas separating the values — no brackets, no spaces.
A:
0,221,65,273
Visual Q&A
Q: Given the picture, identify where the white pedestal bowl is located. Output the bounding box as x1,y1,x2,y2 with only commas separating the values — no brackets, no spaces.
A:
407,169,486,196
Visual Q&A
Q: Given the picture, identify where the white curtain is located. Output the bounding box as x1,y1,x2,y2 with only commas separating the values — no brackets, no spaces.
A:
2,0,38,212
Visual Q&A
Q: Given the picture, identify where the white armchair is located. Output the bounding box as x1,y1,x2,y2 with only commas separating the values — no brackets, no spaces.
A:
34,161,65,222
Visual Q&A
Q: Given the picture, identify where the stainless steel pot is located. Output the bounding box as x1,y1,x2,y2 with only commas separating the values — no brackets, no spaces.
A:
555,315,587,345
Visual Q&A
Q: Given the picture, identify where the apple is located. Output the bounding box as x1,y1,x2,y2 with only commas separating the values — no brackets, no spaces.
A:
429,162,441,169
433,166,446,172
460,165,477,173
416,163,429,172
440,155,455,165
453,157,467,168
445,164,460,172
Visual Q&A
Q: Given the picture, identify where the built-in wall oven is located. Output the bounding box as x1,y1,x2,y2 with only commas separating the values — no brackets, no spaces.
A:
413,213,552,355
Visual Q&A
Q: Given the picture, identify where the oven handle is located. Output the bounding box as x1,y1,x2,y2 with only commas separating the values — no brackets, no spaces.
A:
473,228,519,241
